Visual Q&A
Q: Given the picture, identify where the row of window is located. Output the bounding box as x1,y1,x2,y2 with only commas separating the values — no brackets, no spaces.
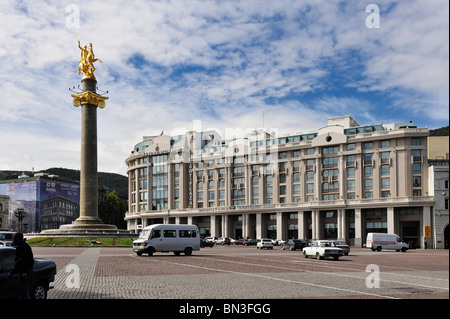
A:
129,138,423,169
130,146,425,211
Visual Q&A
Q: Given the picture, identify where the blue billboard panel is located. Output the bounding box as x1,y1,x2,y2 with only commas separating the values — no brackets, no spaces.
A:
0,179,80,232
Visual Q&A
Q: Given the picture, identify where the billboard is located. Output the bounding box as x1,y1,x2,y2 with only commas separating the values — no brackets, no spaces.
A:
0,179,80,233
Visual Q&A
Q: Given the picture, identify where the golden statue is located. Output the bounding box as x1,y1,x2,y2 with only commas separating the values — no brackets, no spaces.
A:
78,40,102,78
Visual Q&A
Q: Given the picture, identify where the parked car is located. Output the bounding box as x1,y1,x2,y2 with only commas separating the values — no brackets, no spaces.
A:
231,238,245,245
257,238,274,250
0,232,14,247
200,238,215,248
332,241,350,255
243,239,259,246
203,236,217,243
282,239,308,251
0,247,56,299
215,237,231,245
272,239,286,246
302,240,344,260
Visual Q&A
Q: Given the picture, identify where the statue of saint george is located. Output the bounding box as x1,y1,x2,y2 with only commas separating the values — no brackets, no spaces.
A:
77,40,102,78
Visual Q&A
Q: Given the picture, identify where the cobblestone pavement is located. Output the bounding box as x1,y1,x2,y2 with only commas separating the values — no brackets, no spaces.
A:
32,245,449,300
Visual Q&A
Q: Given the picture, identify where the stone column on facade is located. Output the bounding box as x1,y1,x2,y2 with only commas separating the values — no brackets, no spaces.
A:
391,149,398,198
315,157,321,201
222,214,229,237
242,214,248,239
167,162,173,210
226,165,232,206
276,211,286,240
146,165,151,212
339,153,345,199
210,215,217,237
354,208,363,247
312,210,321,239
422,206,432,249
256,213,263,239
387,207,395,234
337,209,347,241
245,164,251,204
311,211,316,239
297,211,305,239
213,168,219,207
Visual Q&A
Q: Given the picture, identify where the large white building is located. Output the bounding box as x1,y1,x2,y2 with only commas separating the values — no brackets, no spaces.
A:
125,115,440,248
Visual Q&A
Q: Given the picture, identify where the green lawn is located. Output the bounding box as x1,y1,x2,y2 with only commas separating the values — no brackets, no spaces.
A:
27,237,137,247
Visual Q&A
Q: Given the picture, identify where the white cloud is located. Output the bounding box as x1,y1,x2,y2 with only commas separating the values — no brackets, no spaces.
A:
0,0,448,176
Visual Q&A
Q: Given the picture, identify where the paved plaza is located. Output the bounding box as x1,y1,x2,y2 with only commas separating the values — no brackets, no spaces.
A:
31,245,449,301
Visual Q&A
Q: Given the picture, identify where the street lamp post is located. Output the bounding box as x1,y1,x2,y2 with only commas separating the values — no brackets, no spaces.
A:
14,208,27,233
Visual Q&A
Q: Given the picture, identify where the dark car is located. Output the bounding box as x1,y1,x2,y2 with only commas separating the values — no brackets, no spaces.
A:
243,239,259,246
332,240,350,255
282,239,308,251
0,247,56,299
200,238,215,248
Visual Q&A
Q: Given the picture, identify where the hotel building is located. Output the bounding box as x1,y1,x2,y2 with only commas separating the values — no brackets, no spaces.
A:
125,115,436,248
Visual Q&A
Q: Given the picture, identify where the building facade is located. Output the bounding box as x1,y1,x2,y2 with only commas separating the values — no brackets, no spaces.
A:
0,195,9,231
125,116,436,248
0,174,80,233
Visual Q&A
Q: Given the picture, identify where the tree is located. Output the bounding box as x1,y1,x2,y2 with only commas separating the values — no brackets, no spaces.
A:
98,190,127,229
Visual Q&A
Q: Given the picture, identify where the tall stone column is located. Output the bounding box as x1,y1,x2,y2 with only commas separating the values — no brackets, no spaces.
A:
37,41,133,237
77,77,101,226
60,77,115,231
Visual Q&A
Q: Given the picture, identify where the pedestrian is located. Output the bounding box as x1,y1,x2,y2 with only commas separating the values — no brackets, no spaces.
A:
7,232,34,299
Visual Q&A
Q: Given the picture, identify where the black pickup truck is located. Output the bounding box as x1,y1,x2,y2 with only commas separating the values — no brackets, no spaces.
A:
0,247,56,299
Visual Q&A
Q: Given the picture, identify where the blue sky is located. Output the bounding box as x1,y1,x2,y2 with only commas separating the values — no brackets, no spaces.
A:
0,0,448,176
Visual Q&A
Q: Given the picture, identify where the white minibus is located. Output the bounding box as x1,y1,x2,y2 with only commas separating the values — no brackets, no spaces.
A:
366,233,408,252
133,224,200,256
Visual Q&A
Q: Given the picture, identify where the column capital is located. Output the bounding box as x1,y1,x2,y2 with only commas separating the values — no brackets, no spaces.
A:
72,91,108,109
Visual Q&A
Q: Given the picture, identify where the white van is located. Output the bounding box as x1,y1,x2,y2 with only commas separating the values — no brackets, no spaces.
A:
366,233,408,252
133,224,200,256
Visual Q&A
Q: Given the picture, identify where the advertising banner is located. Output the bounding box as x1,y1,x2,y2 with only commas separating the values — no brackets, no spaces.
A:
0,179,80,232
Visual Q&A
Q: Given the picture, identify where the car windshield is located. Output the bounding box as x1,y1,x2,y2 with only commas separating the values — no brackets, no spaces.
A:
319,242,336,247
0,233,13,240
138,229,151,239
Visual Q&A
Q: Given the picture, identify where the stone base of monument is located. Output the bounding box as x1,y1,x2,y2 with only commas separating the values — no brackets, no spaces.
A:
29,218,136,238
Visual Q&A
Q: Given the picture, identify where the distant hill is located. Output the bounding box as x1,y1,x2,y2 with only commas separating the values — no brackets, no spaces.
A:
429,126,449,136
0,167,128,199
